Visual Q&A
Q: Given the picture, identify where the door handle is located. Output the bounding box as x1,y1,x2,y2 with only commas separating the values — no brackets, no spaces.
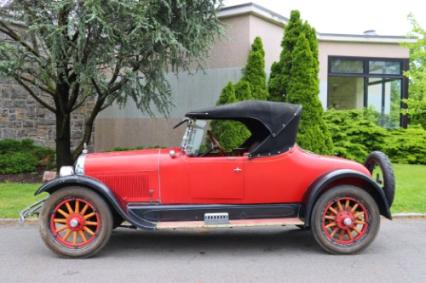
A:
233,167,242,173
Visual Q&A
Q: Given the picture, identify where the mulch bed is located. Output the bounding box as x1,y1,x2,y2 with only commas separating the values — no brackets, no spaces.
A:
0,170,44,183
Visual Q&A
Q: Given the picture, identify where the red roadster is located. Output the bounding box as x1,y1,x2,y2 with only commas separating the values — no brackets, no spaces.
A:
21,101,395,257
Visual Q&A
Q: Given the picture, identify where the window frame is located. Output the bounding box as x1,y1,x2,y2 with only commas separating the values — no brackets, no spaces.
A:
327,55,409,127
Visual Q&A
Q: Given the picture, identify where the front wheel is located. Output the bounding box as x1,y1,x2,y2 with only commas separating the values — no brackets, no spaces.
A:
39,187,113,258
311,185,380,254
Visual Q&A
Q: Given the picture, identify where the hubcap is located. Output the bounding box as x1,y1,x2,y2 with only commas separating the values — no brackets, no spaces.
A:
69,218,79,228
343,217,352,226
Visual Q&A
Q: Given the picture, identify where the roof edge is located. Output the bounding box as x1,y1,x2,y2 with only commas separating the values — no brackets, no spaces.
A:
219,2,416,44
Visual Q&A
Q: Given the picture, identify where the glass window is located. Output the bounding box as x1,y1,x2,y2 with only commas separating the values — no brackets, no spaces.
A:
328,76,364,109
330,59,364,74
367,78,401,128
369,60,401,75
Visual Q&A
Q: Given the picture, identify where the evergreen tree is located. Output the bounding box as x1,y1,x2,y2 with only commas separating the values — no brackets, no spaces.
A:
210,83,247,151
268,10,304,101
241,37,268,100
286,33,333,153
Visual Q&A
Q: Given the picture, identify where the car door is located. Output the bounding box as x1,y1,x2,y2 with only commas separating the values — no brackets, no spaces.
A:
185,155,245,202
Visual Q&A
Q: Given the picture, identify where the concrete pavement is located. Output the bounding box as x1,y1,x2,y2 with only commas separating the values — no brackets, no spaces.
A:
0,219,425,283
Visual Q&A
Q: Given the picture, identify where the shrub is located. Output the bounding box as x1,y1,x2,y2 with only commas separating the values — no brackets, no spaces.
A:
0,139,54,174
324,109,387,162
324,109,426,164
384,126,426,164
0,152,39,174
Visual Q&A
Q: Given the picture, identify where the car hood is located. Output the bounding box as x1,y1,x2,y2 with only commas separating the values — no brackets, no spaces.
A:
84,148,161,176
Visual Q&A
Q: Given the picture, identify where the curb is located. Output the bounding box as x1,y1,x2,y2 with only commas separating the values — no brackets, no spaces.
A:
0,218,38,225
392,213,426,219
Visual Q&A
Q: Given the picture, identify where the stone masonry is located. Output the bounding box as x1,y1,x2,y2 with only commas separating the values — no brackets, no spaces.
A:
0,76,94,150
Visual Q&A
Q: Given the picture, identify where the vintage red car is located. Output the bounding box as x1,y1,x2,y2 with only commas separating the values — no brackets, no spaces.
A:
21,101,395,257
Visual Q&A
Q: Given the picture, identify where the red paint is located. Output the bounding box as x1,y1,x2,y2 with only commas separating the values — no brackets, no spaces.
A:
84,146,371,207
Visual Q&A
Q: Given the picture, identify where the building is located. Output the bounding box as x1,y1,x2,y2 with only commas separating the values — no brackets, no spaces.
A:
94,3,413,151
0,3,414,151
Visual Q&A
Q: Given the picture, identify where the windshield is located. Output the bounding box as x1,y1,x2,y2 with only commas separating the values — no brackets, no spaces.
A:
181,120,207,156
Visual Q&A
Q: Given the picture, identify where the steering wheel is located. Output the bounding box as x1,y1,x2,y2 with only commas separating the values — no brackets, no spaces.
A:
207,130,225,155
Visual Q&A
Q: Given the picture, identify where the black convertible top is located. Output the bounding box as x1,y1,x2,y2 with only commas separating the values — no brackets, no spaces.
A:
186,101,302,157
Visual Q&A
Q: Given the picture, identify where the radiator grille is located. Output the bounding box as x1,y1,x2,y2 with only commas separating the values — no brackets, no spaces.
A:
98,175,149,202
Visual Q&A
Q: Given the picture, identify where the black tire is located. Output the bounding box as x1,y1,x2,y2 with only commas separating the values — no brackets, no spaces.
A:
39,187,113,258
311,185,380,254
364,151,395,206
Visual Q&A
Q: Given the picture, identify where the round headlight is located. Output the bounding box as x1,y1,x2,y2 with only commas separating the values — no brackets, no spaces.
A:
59,166,74,177
75,154,86,175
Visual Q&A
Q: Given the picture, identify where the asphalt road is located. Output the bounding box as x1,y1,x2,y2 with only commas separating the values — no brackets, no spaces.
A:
0,219,425,283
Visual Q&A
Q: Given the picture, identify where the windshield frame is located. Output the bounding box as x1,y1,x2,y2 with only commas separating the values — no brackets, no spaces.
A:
180,119,207,156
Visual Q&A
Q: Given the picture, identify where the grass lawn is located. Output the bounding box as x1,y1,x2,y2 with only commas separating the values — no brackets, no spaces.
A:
0,164,425,218
392,164,426,213
0,183,44,218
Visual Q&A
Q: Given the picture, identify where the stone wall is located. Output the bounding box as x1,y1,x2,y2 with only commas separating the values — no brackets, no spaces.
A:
0,77,94,150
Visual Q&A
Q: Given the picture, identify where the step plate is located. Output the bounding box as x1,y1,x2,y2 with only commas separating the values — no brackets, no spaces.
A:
156,217,304,230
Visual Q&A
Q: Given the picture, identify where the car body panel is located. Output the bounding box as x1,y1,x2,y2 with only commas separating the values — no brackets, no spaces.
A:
79,145,370,206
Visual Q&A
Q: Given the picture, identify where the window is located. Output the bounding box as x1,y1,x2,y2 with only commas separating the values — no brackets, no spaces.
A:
328,57,407,128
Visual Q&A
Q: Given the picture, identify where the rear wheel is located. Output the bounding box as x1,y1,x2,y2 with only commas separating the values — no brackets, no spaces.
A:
39,187,113,258
311,186,380,254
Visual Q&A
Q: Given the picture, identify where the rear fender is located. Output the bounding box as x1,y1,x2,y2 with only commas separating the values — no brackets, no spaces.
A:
35,175,155,229
302,169,391,227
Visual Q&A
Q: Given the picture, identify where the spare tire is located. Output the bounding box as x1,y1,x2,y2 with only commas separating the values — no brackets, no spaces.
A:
364,151,395,206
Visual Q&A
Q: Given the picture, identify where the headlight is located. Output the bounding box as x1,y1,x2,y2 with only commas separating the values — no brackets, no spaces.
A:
59,166,74,177
75,154,86,175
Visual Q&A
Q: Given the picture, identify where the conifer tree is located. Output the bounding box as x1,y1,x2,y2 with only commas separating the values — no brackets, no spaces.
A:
241,37,268,100
268,10,304,101
286,33,333,153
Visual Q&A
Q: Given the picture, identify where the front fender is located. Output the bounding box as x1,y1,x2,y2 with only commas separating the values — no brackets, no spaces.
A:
302,169,391,227
35,175,155,229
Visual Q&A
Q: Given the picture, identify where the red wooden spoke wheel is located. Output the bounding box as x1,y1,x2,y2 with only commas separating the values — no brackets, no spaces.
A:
40,187,113,258
311,186,380,254
321,197,368,245
50,198,101,248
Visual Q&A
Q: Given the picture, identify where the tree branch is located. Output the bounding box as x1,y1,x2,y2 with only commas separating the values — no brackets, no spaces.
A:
18,74,56,96
0,20,41,59
14,77,56,113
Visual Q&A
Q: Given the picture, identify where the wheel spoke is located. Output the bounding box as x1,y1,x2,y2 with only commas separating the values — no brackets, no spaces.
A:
80,203,89,215
63,230,72,242
355,220,366,225
325,222,336,228
83,212,96,220
84,226,95,236
330,228,339,238
79,230,87,242
350,203,359,213
352,226,362,235
65,202,73,214
328,206,338,215
57,209,69,218
53,218,67,224
85,221,98,226
337,200,343,211
345,199,350,209
346,230,353,241
324,215,335,220
72,231,78,245
55,226,68,233
339,230,345,241
354,212,364,219
75,200,80,214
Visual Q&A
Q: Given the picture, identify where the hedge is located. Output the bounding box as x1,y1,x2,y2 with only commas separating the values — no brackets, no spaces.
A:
0,139,54,174
324,109,426,165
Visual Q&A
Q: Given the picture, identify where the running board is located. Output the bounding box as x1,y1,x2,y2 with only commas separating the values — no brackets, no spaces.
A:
156,217,304,230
